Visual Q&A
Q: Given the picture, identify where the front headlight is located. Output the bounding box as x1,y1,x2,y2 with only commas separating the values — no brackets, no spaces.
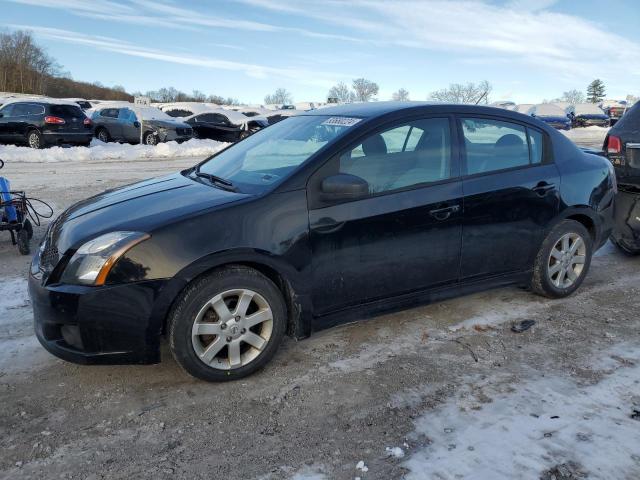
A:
61,231,150,286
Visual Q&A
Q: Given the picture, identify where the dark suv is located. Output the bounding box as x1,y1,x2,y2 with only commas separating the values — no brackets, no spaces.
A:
605,101,640,253
0,101,93,148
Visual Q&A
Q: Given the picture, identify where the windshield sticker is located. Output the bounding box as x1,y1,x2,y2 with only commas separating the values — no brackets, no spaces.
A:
321,117,362,127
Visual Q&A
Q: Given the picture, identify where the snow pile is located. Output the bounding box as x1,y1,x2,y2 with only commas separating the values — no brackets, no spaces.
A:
0,277,29,320
0,138,229,163
403,346,640,479
562,126,609,148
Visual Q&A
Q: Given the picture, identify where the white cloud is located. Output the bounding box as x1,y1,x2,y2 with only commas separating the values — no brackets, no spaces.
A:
6,25,351,88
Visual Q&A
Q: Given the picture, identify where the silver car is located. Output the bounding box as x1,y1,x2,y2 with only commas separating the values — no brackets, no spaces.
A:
92,106,193,145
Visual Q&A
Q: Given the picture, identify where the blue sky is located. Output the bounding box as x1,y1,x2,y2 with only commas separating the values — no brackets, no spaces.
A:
2,0,639,104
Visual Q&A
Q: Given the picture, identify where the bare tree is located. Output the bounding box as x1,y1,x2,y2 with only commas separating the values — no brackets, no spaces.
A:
626,94,638,106
327,81,354,103
352,78,379,102
561,89,585,104
392,88,410,101
429,80,492,104
264,88,293,105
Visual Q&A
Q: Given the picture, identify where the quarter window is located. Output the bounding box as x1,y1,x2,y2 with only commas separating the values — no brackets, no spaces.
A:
339,118,452,195
462,118,543,175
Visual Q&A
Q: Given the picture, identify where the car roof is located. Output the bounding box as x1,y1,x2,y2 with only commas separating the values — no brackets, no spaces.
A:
300,101,539,123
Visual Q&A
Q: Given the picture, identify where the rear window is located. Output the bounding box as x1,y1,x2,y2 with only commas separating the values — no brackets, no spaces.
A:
49,105,84,117
613,102,640,131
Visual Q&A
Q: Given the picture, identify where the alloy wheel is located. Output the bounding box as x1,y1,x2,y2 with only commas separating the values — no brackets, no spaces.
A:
98,130,109,142
547,232,586,289
28,132,40,149
191,289,274,370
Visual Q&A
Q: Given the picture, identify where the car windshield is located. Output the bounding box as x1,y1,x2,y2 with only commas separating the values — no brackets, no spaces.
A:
195,115,360,194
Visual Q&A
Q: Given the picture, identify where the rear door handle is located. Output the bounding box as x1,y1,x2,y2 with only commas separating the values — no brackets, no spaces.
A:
533,181,556,196
429,204,460,220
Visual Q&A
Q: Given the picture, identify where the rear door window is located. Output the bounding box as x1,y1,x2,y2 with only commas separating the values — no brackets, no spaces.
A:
100,109,119,118
50,105,84,117
461,118,543,175
12,104,30,116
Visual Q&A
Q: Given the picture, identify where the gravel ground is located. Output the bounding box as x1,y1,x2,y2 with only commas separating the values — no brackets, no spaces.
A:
1,153,639,480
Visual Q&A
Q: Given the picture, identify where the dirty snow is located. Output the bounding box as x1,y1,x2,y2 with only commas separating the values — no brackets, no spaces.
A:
0,138,228,163
562,126,609,148
385,446,405,458
403,345,640,480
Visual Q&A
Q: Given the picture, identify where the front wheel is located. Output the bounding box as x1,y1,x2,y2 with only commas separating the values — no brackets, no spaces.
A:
96,128,110,143
143,132,158,146
531,220,592,298
168,266,286,382
610,235,640,256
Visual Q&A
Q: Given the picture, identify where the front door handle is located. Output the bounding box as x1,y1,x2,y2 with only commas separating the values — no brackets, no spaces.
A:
533,181,556,197
429,204,460,220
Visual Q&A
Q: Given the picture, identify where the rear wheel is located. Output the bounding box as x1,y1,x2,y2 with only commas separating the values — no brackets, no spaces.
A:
168,266,286,382
27,130,43,149
531,220,592,298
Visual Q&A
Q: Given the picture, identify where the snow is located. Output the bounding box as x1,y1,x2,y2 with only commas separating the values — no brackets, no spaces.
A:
385,446,406,458
403,344,640,480
355,461,368,472
562,126,609,148
0,138,229,163
0,277,29,320
573,103,606,116
531,104,566,116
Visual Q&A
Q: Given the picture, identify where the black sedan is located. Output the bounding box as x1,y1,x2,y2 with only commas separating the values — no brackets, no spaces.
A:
184,111,268,142
605,101,640,254
29,102,615,381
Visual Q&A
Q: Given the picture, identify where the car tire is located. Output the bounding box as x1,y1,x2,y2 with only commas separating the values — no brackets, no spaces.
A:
531,220,592,299
96,128,110,143
17,228,30,255
27,129,43,149
143,132,158,146
610,235,640,256
168,266,286,382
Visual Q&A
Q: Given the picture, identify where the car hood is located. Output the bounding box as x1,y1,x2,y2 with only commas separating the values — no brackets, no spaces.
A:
50,172,251,253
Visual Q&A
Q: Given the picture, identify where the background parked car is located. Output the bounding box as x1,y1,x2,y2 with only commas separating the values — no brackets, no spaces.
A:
0,99,93,148
183,110,268,142
92,105,193,145
528,104,572,130
601,100,628,126
604,101,640,254
566,103,609,128
63,98,93,111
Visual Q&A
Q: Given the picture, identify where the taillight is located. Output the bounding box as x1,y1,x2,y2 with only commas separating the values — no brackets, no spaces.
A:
83,118,92,126
607,135,622,154
44,116,65,125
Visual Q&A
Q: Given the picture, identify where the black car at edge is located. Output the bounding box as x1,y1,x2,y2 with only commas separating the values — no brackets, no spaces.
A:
0,101,93,148
29,102,616,381
605,101,640,254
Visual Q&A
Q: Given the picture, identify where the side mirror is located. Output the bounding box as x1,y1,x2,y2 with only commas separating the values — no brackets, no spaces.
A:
321,173,369,202
0,113,4,118
133,121,141,128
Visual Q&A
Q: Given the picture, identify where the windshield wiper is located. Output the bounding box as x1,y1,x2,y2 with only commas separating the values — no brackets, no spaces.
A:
193,169,237,191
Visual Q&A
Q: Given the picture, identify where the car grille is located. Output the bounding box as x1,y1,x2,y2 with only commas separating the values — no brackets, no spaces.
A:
176,128,192,136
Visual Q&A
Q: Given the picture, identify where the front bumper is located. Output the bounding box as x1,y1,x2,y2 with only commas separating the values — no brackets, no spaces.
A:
29,273,167,365
158,131,193,143
42,131,94,146
611,188,640,251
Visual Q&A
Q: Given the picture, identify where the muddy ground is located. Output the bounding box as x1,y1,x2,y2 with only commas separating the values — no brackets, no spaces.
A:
1,155,639,480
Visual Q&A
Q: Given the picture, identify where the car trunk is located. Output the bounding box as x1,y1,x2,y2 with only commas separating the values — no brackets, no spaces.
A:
45,105,91,134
